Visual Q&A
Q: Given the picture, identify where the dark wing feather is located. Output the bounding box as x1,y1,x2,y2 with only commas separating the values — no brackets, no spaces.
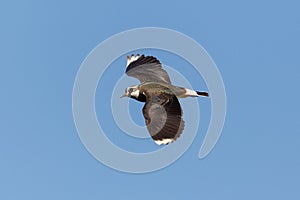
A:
126,55,171,84
142,93,184,144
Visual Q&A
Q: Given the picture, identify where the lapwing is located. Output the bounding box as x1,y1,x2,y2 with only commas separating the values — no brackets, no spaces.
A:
121,54,209,145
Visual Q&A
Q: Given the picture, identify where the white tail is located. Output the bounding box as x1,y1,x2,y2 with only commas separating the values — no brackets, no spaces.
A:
184,89,209,97
185,89,199,97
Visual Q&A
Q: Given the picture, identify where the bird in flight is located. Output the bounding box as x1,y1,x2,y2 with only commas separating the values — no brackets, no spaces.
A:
121,54,209,145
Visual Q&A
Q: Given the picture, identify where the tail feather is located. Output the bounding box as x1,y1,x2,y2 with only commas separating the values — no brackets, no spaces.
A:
196,91,209,97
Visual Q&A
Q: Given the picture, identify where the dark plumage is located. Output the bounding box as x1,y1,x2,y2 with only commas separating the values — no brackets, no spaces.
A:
121,54,208,145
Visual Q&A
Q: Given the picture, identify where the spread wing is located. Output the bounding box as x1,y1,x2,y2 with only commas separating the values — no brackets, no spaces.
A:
126,55,171,84
142,92,185,145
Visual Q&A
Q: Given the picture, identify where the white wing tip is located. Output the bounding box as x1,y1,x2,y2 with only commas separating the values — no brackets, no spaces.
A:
154,138,174,145
126,54,140,67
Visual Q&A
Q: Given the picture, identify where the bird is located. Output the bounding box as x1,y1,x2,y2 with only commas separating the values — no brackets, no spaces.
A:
120,54,209,145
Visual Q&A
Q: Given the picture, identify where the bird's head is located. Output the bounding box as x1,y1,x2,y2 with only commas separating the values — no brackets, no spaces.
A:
120,86,146,102
120,86,140,98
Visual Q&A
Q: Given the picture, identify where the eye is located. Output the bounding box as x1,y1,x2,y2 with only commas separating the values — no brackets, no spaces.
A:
129,88,134,93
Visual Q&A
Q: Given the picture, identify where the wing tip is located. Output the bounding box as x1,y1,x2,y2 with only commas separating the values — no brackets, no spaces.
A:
154,138,175,145
126,54,141,67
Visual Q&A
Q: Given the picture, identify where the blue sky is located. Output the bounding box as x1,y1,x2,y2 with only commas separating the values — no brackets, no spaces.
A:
1,0,300,199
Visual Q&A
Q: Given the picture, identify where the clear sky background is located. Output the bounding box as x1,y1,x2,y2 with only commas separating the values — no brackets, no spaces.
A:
1,0,300,199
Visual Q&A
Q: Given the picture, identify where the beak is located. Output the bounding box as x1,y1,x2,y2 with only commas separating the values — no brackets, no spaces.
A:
120,93,127,98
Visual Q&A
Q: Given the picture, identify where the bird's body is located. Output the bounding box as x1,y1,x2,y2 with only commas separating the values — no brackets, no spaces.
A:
133,82,183,98
121,54,208,145
126,82,205,101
